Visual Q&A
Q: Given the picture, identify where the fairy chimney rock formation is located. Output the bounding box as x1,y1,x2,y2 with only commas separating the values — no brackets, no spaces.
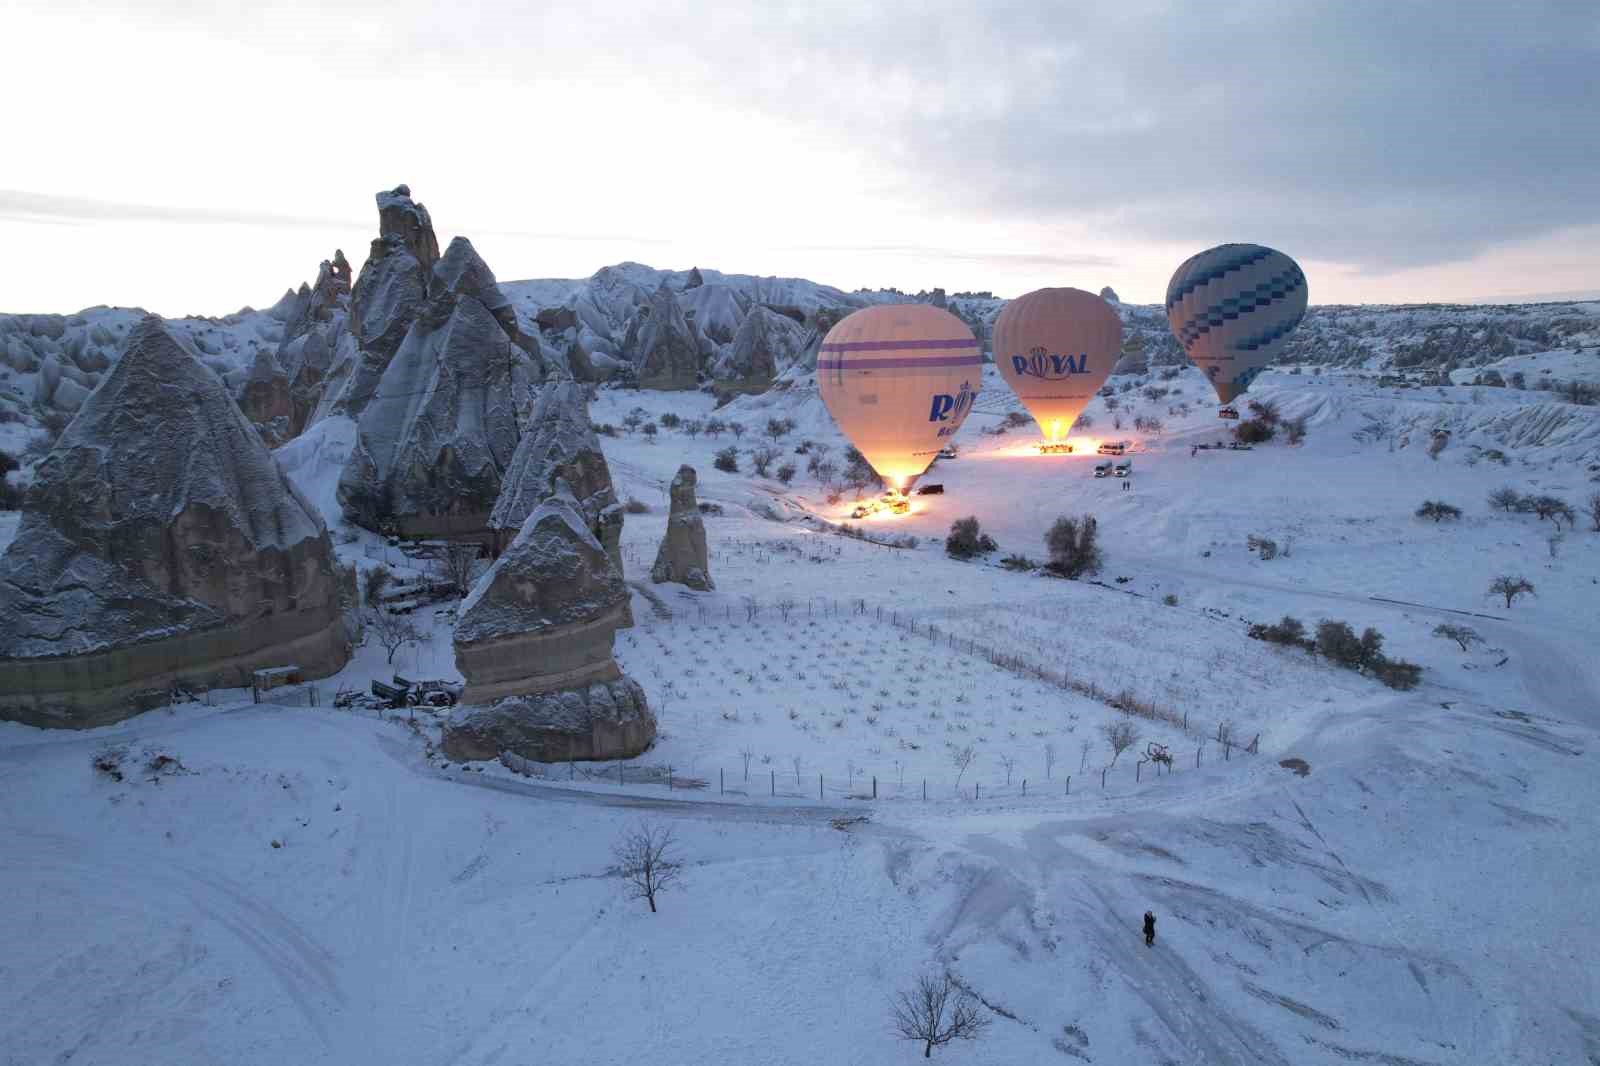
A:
0,315,350,728
650,465,713,590
443,481,653,762
336,231,522,542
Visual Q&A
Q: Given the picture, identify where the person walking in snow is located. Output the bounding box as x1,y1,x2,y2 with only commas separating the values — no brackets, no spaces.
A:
1143,911,1156,947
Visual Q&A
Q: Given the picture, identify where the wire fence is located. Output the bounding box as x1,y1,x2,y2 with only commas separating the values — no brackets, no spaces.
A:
499,731,1258,807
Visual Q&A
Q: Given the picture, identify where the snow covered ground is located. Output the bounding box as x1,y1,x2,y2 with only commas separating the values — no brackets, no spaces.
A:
4,364,1600,1064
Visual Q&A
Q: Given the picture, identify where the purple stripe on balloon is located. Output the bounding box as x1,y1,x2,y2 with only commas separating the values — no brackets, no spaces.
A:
819,338,979,353
817,355,984,370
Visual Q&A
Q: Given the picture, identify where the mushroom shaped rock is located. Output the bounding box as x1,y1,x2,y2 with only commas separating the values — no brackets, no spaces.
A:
0,316,350,728
451,481,634,708
441,676,652,764
650,465,713,590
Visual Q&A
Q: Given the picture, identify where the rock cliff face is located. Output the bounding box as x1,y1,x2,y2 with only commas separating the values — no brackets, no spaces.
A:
714,305,808,394
334,186,441,418
491,382,623,569
0,316,350,728
623,283,700,390
650,465,713,591
336,234,526,541
442,481,653,762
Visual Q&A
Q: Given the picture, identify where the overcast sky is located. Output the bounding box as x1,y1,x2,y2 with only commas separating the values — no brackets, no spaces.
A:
3,0,1596,314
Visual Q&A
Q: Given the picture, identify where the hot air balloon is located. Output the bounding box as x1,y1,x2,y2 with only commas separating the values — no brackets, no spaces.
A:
1165,244,1307,406
817,304,981,496
993,288,1121,449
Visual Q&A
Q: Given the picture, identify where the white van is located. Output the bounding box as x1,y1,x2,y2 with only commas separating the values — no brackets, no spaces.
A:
1097,440,1130,456
1114,459,1134,477
1093,461,1114,478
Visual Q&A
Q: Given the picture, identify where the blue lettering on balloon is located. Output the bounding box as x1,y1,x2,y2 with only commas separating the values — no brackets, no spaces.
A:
929,380,975,423
1011,350,1089,379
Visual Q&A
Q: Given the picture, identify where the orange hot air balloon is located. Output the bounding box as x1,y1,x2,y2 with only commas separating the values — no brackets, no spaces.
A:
993,288,1121,443
817,304,981,491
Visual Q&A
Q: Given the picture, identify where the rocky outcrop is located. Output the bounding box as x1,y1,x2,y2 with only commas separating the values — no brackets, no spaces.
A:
443,481,652,762
0,316,350,729
336,252,521,540
650,465,713,590
1100,286,1121,304
491,382,623,569
237,347,294,446
714,305,808,394
623,283,700,390
440,677,652,763
336,186,440,417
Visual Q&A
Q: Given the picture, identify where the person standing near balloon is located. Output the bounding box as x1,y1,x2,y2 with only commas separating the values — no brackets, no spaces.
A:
1165,244,1307,408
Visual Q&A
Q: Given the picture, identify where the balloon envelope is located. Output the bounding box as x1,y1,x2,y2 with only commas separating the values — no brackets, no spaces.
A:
1165,244,1307,404
993,288,1121,441
817,304,981,488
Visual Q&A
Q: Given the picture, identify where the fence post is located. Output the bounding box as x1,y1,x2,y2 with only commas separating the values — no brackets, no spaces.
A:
1066,775,1071,796
873,776,877,799
720,768,724,795
1022,778,1026,797
771,770,775,797
1101,767,1107,788
975,783,980,801
819,772,823,800
570,760,575,781
1136,761,1142,783
923,778,927,801
668,767,673,790
1225,741,1231,762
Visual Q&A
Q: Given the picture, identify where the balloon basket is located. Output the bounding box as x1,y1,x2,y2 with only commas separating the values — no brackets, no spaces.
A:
848,491,911,520
1037,442,1076,455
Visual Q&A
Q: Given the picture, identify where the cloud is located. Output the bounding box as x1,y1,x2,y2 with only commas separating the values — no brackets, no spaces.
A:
0,190,358,229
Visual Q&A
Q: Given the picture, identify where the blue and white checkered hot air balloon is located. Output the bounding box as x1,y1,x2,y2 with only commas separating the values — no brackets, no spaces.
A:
1165,244,1307,405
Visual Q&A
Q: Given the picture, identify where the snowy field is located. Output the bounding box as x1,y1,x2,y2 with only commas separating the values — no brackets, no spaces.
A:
4,364,1600,1064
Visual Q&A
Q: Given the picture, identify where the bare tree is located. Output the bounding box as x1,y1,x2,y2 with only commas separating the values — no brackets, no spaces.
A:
742,595,760,621
1101,720,1141,766
751,445,782,478
1548,531,1564,558
365,608,423,665
1489,575,1536,608
611,822,682,913
435,542,483,597
952,744,977,791
1044,741,1057,780
999,753,1016,786
891,972,990,1058
791,754,803,786
1530,495,1576,531
775,595,797,621
1432,623,1482,652
739,747,755,782
1586,491,1600,533
1079,738,1091,771
1487,485,1524,513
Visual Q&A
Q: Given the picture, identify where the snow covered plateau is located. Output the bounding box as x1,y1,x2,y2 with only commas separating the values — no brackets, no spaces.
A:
2,264,1599,1066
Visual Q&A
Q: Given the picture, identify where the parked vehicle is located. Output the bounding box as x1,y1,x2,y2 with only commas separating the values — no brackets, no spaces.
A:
1093,461,1114,478
915,483,945,495
1114,459,1134,477
1096,440,1130,455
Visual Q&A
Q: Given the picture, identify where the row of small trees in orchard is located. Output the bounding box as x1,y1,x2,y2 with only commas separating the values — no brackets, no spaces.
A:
946,513,1102,579
1248,616,1422,689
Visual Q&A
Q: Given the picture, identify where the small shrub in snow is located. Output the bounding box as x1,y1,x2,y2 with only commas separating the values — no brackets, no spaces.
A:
729,421,747,439
591,422,618,437
775,462,797,484
945,516,997,559
1161,593,1179,607
1045,514,1101,578
1487,486,1524,513
1529,495,1575,531
1235,418,1275,444
764,417,796,441
1416,500,1462,523
1432,623,1481,652
713,446,739,473
1000,554,1037,572
751,445,781,477
1372,658,1423,691
1101,720,1140,766
658,411,681,429
1314,620,1365,669
641,423,658,443
1247,534,1279,560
